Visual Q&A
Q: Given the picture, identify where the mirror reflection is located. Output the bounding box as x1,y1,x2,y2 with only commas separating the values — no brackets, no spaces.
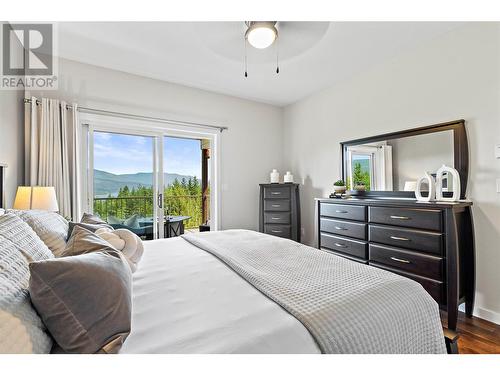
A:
344,130,454,193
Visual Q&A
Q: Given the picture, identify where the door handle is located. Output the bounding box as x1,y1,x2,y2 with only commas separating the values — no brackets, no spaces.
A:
158,193,163,209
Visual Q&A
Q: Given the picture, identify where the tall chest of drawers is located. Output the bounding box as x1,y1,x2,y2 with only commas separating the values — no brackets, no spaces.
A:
316,198,475,331
259,183,301,242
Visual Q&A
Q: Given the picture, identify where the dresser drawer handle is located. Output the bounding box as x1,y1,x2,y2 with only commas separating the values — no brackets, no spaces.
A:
334,243,348,248
390,256,411,264
390,236,410,241
335,210,348,214
271,217,281,220
271,192,282,195
271,204,281,208
390,215,410,220
271,230,282,233
334,226,348,231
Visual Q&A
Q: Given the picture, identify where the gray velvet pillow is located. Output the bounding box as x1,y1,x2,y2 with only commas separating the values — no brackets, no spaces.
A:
62,225,116,257
67,221,113,238
29,250,132,353
80,213,108,225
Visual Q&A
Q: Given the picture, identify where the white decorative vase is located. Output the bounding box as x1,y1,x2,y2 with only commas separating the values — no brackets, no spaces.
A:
270,169,280,184
284,171,294,183
435,164,461,202
415,172,436,202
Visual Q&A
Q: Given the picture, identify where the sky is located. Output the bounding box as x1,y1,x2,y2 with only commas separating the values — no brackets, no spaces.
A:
94,131,202,177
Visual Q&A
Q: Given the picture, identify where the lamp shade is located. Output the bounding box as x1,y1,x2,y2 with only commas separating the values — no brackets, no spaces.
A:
13,186,59,212
13,186,33,210
31,187,59,212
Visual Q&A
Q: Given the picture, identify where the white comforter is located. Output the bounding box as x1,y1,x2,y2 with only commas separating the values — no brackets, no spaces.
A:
119,237,320,354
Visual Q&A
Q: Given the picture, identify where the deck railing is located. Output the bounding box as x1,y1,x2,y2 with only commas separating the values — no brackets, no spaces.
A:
93,195,204,229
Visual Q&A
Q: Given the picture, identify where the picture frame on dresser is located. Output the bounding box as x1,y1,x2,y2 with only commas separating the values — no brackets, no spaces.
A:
317,120,475,332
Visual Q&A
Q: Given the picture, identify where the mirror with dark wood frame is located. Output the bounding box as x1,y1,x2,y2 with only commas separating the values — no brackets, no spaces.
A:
341,120,468,199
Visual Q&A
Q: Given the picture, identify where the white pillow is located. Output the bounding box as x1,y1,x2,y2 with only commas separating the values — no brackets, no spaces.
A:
95,228,144,272
0,214,53,353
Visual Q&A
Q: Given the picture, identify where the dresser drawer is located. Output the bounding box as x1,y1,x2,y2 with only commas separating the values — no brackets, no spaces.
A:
320,233,368,260
369,225,443,255
320,203,367,222
264,186,290,199
320,218,367,240
264,224,291,238
264,199,291,212
323,248,369,264
369,243,443,280
371,263,445,305
264,212,291,224
369,206,443,231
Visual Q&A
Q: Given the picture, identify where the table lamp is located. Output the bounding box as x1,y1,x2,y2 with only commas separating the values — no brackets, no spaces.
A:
13,186,59,212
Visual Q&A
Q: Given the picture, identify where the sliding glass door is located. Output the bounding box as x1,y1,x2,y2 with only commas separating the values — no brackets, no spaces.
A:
84,119,218,240
161,136,209,237
91,131,158,240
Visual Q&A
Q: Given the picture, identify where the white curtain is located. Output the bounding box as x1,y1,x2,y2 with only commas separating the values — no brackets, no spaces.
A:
24,97,82,220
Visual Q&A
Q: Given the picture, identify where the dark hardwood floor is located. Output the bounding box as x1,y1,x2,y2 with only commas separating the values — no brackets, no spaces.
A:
441,311,500,354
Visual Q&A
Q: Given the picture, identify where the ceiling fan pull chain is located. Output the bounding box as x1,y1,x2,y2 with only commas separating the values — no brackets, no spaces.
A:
276,35,280,74
244,35,248,78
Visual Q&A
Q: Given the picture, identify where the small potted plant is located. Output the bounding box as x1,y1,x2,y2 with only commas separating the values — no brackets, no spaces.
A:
354,181,366,191
333,180,346,194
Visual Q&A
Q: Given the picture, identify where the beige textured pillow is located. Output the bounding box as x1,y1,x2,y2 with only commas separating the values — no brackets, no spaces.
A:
7,210,69,257
29,250,132,353
62,225,116,257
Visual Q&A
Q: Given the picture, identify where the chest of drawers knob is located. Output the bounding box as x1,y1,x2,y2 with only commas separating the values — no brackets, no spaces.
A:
334,243,348,248
334,226,348,231
336,210,349,214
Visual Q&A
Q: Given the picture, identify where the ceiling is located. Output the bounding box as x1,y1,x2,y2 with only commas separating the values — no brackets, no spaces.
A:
56,22,465,106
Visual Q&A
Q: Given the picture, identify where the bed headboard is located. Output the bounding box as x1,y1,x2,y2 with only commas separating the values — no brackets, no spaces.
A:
0,163,6,209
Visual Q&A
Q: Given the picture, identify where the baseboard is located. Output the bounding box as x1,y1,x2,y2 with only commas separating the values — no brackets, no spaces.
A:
459,303,500,325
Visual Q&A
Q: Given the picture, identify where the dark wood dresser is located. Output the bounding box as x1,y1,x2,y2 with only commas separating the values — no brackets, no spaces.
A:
316,198,475,331
259,183,301,242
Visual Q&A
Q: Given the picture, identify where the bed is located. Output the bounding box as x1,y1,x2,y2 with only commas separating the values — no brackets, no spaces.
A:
120,230,446,354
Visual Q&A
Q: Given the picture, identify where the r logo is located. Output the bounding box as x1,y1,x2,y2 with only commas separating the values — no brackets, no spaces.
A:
2,23,53,75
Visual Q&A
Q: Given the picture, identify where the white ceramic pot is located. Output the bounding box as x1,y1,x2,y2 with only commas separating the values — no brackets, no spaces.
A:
270,169,280,184
284,171,294,183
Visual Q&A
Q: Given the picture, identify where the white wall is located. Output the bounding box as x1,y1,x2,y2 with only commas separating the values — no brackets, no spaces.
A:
283,23,500,323
30,57,283,231
0,90,24,207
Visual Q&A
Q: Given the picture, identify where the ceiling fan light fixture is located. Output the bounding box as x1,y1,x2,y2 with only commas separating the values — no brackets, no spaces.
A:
245,21,277,49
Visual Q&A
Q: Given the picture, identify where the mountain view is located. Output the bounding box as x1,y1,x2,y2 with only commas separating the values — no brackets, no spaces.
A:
94,169,195,197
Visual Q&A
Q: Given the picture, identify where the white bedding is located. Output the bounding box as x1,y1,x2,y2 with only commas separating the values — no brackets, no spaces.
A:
120,237,320,354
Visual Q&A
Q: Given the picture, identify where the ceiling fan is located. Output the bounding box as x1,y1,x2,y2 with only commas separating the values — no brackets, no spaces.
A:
244,21,279,77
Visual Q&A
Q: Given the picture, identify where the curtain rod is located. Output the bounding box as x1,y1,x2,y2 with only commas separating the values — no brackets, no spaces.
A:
23,98,228,133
